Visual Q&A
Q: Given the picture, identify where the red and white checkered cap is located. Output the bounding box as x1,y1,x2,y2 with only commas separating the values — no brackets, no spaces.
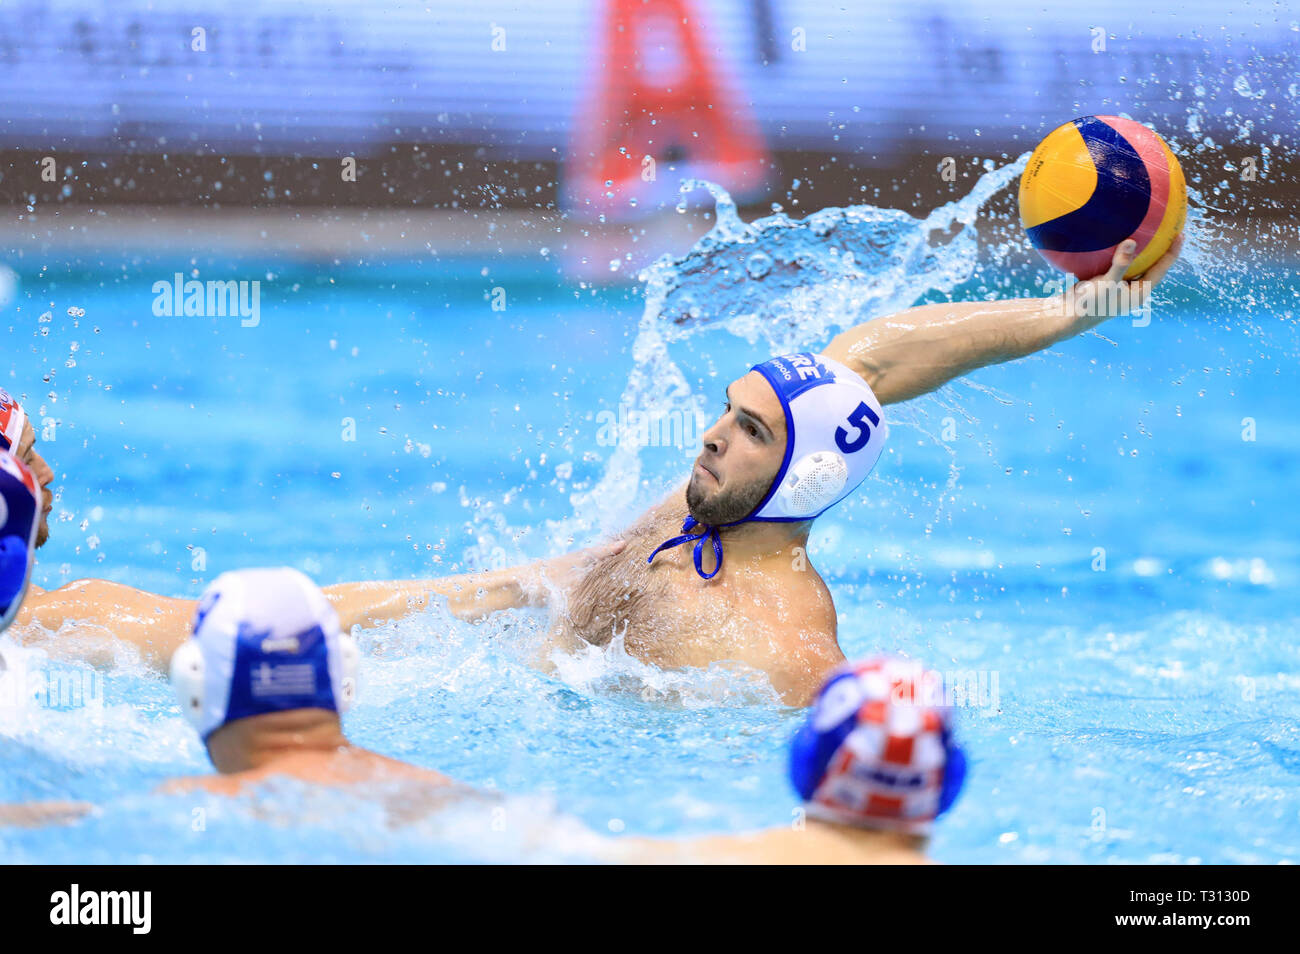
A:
794,656,959,834
0,388,26,453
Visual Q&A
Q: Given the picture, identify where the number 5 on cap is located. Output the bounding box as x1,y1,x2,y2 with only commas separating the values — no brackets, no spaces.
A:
834,401,880,454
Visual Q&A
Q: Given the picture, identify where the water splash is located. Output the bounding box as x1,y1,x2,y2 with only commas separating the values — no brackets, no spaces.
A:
547,628,782,709
562,157,1030,539
654,163,1027,348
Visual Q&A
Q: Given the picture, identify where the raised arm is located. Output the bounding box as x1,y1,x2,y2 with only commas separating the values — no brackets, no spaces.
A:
824,237,1182,405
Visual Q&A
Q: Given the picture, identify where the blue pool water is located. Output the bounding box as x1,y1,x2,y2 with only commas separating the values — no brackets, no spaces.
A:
2,164,1298,863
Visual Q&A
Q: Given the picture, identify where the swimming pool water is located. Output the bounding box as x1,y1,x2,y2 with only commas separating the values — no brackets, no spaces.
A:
3,179,1298,863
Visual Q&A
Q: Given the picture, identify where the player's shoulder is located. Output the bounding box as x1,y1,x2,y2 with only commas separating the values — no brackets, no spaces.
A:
746,613,843,705
769,557,838,628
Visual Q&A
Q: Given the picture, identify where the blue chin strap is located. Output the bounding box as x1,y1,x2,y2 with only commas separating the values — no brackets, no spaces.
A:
647,516,726,580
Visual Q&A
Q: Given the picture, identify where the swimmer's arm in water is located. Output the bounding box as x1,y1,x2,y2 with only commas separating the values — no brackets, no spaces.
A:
0,801,94,828
323,539,628,631
12,579,196,670
9,542,628,671
824,237,1183,405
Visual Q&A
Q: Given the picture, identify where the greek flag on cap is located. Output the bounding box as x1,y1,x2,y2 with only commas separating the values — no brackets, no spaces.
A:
173,567,357,740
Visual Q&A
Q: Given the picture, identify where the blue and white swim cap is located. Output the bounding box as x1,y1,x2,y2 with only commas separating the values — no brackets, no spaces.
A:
789,656,967,834
0,450,40,630
170,567,359,742
745,352,888,521
650,352,887,578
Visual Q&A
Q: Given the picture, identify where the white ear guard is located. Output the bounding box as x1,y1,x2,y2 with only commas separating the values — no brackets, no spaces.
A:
777,450,850,516
170,639,208,729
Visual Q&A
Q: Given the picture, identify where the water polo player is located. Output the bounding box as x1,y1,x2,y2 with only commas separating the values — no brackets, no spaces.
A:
15,238,1179,703
546,238,1181,702
608,655,967,863
165,566,458,792
0,568,465,826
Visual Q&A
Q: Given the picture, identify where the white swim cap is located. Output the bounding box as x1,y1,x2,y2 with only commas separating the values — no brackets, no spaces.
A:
649,352,888,579
170,567,359,741
746,352,888,521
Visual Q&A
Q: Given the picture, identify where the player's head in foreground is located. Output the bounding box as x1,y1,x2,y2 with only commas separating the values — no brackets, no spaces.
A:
170,567,359,773
651,352,888,578
0,388,54,549
789,655,967,844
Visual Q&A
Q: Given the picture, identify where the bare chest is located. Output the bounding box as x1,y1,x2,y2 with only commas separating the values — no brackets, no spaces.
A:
560,513,820,669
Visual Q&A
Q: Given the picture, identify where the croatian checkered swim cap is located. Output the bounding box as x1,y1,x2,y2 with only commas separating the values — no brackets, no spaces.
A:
789,656,967,834
170,568,359,741
0,451,40,630
0,388,27,453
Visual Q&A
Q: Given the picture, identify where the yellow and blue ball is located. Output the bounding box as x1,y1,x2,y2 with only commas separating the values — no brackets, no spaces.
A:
1019,115,1186,280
